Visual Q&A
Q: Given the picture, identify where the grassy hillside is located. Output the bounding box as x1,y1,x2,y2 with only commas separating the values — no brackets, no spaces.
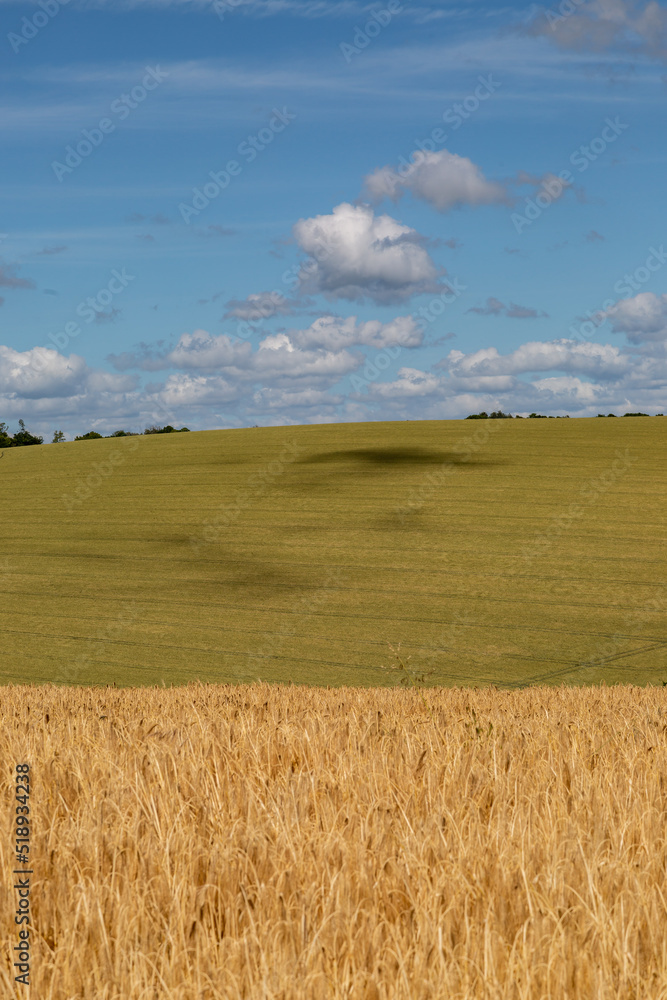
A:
1,417,665,687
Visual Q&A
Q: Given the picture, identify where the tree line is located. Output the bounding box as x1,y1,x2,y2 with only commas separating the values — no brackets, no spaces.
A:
0,423,190,447
466,411,661,420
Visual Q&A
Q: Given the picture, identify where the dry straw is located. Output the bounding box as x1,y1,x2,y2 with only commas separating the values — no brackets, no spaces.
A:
2,681,667,998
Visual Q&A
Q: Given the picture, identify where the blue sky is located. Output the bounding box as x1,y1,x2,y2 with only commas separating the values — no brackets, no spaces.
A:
1,0,666,436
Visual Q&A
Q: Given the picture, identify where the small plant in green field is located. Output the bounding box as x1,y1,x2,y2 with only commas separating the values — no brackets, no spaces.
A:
381,643,445,747
380,643,434,689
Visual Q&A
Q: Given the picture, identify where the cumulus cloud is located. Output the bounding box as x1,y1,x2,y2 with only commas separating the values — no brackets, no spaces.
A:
443,340,630,380
160,373,239,408
289,315,423,351
364,149,508,213
119,326,359,387
365,367,441,399
167,331,252,370
253,334,359,381
0,345,135,400
293,202,440,304
467,297,548,319
252,387,342,410
358,329,667,420
602,292,667,342
108,316,423,386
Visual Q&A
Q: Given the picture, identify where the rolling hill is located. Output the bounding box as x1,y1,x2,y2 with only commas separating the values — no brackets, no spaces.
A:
1,417,665,687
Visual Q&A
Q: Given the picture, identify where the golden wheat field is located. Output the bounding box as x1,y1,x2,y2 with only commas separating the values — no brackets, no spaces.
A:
3,681,667,999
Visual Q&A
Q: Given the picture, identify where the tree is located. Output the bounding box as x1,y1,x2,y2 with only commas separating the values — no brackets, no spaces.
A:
74,431,103,441
52,430,66,443
12,421,43,446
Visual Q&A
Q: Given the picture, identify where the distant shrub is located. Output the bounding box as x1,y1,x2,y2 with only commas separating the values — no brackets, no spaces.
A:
466,411,514,420
623,412,649,417
144,425,190,434
528,413,547,419
75,431,103,441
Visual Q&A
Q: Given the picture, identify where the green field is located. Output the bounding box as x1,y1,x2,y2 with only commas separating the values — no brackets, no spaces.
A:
2,417,665,687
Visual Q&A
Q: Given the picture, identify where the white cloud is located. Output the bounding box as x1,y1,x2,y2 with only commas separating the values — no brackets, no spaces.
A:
167,331,252,370
364,149,509,213
254,334,358,379
293,202,440,304
603,292,667,343
8,314,667,436
252,387,342,410
158,325,362,386
367,367,441,398
289,314,423,351
444,340,630,380
0,346,134,399
160,373,238,407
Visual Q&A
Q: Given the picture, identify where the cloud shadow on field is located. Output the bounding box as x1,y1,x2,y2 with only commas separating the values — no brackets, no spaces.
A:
298,447,501,468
